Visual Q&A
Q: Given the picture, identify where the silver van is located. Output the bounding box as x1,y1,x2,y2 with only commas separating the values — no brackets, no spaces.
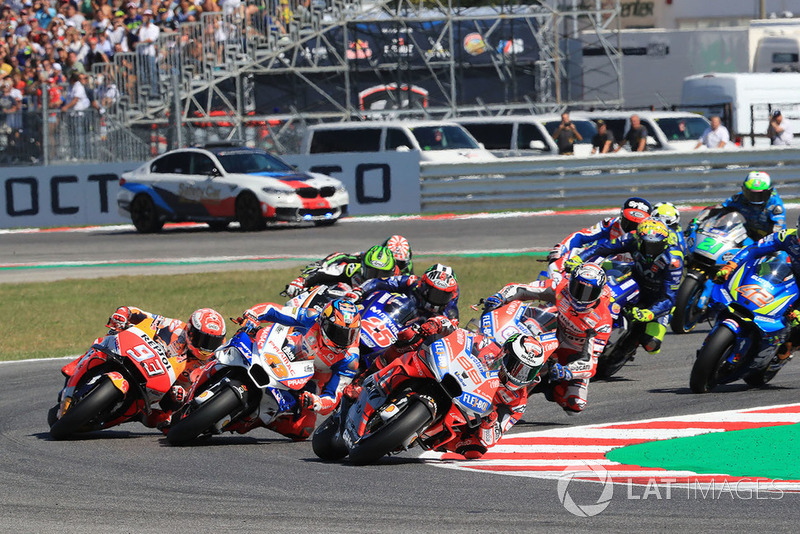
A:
300,120,496,163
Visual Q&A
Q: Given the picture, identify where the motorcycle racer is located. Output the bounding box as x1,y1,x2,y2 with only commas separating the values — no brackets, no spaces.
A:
547,197,652,280
236,298,361,440
715,216,800,370
284,245,398,297
60,306,227,430
652,201,686,254
566,218,683,358
687,171,785,241
355,263,460,323
483,263,613,413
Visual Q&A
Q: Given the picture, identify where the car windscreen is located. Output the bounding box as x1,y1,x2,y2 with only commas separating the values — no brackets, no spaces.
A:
215,151,294,174
655,117,710,141
411,125,480,151
544,120,596,144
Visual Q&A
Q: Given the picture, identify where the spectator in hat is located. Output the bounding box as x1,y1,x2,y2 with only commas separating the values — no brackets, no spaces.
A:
768,109,793,146
694,115,729,150
591,119,615,154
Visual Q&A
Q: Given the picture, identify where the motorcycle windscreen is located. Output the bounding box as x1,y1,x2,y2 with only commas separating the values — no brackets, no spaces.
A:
724,255,798,332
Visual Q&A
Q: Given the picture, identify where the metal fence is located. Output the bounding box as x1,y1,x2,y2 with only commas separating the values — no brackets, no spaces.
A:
418,148,800,212
0,110,151,166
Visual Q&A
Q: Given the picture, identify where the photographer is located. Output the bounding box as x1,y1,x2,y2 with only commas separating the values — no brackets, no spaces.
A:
552,111,582,155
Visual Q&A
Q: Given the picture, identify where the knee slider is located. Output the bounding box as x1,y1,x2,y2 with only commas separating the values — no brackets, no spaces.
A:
641,322,666,354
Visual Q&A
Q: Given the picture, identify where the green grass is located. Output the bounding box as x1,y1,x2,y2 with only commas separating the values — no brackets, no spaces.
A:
0,256,547,361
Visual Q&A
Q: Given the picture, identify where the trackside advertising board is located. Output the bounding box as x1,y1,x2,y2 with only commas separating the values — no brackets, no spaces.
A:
0,152,420,229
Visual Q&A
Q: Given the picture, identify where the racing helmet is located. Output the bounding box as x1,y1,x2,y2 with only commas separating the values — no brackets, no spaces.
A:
742,171,773,206
383,235,413,274
620,197,653,233
500,333,547,391
567,263,607,312
318,299,361,349
186,308,227,360
360,245,397,280
418,264,458,313
636,219,670,260
652,201,680,230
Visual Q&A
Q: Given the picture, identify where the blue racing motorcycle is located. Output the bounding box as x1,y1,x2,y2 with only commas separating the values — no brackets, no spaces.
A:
690,254,797,393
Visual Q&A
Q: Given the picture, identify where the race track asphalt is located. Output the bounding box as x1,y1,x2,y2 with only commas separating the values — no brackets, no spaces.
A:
2,209,800,532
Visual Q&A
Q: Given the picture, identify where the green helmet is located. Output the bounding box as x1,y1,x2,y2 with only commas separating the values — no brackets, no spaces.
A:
361,245,396,280
742,171,773,206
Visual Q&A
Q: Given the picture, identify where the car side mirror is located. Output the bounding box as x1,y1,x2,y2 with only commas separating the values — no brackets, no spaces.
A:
209,167,220,177
529,140,546,150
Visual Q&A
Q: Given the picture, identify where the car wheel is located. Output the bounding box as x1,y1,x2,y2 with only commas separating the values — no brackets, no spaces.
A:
130,194,164,233
207,221,229,232
236,192,265,231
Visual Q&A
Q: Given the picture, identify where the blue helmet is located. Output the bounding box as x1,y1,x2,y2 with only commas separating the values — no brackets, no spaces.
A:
567,263,606,312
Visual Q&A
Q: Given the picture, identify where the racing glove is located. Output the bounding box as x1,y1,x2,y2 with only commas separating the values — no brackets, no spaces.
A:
549,363,573,382
715,261,738,283
483,292,505,312
630,307,655,323
106,306,131,332
563,256,584,273
234,310,260,334
344,286,364,303
788,309,800,328
284,276,306,297
299,391,321,411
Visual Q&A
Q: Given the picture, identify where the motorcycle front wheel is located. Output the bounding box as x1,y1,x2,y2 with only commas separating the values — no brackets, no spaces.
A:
348,398,432,466
166,386,242,446
312,411,349,461
671,274,706,334
690,326,741,393
49,377,124,440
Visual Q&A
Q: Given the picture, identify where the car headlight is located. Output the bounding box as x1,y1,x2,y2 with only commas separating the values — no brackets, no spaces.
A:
335,185,347,194
262,187,293,196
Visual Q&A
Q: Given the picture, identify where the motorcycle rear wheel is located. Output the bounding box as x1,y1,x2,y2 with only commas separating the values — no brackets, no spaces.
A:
671,274,706,334
167,387,242,446
49,378,123,440
348,398,432,466
690,326,739,393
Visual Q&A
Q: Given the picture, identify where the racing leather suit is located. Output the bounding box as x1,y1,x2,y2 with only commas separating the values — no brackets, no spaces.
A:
241,303,359,440
719,192,786,240
492,277,613,413
548,217,630,280
577,233,684,354
358,274,460,323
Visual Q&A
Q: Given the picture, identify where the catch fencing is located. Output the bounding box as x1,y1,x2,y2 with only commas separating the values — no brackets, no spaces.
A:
418,148,800,213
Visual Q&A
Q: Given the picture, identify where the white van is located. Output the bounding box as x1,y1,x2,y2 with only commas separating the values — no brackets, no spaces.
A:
455,115,597,157
300,120,497,163
576,110,712,152
680,72,800,145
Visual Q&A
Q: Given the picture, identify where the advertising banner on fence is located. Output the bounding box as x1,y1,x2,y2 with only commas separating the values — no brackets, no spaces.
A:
0,153,420,229
282,152,421,216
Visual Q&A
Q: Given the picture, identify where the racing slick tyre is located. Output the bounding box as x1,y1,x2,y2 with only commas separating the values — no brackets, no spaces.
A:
311,413,348,461
690,326,740,393
671,274,706,334
49,377,124,440
348,398,432,466
166,387,242,446
235,192,266,232
130,194,164,234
